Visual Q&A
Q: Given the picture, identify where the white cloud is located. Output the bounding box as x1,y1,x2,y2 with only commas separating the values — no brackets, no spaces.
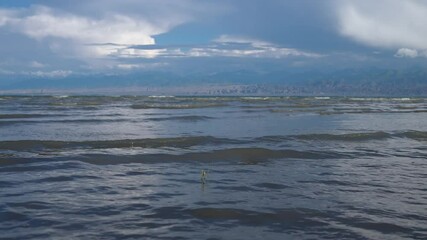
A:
213,35,321,58
1,6,167,44
0,9,15,26
336,0,427,51
22,12,157,45
116,48,167,59
0,2,232,71
28,70,72,78
117,35,322,59
186,46,317,58
214,35,271,47
0,4,191,62
29,61,46,68
116,62,168,70
395,48,418,58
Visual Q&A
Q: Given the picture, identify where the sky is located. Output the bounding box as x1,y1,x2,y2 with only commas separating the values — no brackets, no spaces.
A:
0,0,427,85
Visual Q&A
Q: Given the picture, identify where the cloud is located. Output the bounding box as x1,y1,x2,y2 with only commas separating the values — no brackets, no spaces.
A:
214,35,271,47
27,70,72,78
29,61,46,68
0,1,217,68
394,48,427,58
395,48,418,58
336,0,427,51
212,35,322,58
0,1,232,72
116,62,168,70
21,9,158,45
0,9,15,26
0,5,184,54
116,48,168,59
112,35,322,60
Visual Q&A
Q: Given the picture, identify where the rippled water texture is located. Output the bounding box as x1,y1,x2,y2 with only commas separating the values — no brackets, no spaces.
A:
1,96,426,239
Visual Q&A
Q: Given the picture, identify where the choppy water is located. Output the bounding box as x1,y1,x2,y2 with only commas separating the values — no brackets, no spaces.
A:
0,95,426,239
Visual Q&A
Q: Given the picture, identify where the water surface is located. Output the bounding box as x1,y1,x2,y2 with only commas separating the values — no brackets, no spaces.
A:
1,96,426,239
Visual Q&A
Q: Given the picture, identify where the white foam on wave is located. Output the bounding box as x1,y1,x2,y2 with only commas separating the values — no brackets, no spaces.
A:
391,98,411,101
241,97,271,100
53,95,69,98
149,95,175,98
314,97,330,100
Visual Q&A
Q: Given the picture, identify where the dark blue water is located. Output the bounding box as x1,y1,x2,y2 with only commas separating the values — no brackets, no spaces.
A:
0,96,426,239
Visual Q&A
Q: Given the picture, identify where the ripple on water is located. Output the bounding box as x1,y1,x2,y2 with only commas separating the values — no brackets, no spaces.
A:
1,96,427,239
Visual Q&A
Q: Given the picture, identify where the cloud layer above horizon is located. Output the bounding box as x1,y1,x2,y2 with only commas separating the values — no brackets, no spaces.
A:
337,0,427,57
0,0,426,78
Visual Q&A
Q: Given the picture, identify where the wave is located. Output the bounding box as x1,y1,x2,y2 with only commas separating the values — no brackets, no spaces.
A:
314,97,330,100
1,130,426,152
0,136,243,151
0,115,213,125
53,95,69,98
0,114,53,119
189,148,342,162
258,130,427,142
0,118,127,125
148,95,175,98
0,147,345,166
256,132,392,142
293,131,392,141
147,115,214,122
396,130,427,140
240,97,281,102
130,103,228,109
319,109,427,115
188,207,325,223
347,97,413,101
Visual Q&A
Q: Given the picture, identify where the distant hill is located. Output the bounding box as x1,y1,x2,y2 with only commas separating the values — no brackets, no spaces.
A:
1,67,427,96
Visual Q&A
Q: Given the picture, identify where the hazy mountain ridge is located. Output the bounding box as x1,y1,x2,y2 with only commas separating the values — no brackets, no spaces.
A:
1,67,427,96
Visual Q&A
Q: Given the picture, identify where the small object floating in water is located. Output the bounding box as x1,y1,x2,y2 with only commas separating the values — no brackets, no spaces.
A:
201,170,208,184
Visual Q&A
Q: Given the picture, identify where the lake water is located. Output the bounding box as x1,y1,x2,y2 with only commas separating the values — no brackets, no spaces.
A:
0,96,426,239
